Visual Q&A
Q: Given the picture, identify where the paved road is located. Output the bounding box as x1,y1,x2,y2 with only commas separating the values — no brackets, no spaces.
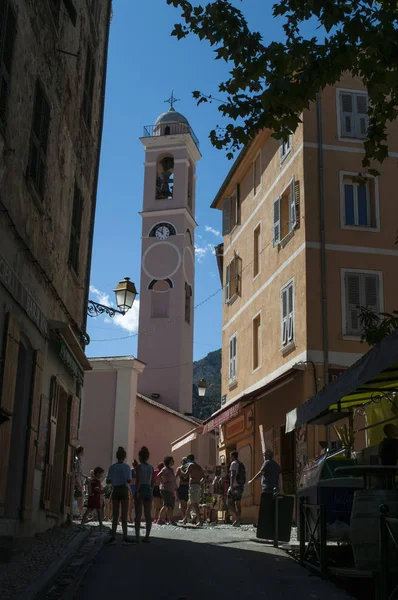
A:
76,524,351,599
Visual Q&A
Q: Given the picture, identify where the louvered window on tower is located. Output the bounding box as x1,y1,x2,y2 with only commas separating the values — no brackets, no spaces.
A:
344,271,380,336
273,179,300,246
222,183,240,235
281,281,294,348
185,283,192,324
28,81,51,199
0,1,16,125
82,46,95,128
339,91,368,139
225,253,242,303
69,184,84,274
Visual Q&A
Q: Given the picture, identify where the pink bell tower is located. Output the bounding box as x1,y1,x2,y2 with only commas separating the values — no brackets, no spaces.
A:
137,98,201,415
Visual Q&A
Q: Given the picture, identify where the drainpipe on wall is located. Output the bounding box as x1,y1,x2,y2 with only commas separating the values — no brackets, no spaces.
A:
316,91,330,445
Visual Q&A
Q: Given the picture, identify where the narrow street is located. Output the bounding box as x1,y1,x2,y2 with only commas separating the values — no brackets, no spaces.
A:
76,524,351,599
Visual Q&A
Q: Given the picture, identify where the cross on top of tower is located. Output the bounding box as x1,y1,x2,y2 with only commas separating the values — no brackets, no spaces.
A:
164,89,180,110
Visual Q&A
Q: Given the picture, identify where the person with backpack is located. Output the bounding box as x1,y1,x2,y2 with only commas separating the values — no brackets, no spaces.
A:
227,450,246,527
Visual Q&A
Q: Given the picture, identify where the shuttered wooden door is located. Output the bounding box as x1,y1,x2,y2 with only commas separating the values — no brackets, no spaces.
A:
63,395,79,515
43,376,60,511
0,314,19,516
22,349,43,520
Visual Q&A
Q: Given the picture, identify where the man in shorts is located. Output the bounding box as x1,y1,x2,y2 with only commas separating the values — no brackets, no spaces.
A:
182,454,204,526
228,450,246,527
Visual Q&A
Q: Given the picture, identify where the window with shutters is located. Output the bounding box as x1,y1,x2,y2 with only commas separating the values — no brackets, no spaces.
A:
225,253,242,304
252,312,261,372
28,81,50,199
229,333,237,383
281,280,294,348
280,136,292,162
253,151,261,197
0,1,16,126
68,184,84,273
338,89,368,140
340,172,378,230
222,183,240,235
253,223,261,279
82,46,95,128
185,283,192,324
342,269,382,337
273,178,298,246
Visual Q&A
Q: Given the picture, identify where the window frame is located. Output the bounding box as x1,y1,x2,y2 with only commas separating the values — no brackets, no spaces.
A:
336,88,369,143
0,0,16,127
274,177,296,246
228,332,238,384
253,221,261,280
28,80,51,200
82,45,95,129
280,135,292,163
253,150,262,198
68,183,84,274
341,268,384,340
252,311,262,373
281,279,295,350
184,282,192,325
339,171,380,232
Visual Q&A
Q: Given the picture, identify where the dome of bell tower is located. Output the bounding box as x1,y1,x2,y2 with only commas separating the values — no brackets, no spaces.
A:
155,106,190,127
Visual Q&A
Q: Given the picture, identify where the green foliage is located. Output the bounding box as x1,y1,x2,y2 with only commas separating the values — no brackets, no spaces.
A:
167,0,398,169
359,306,398,346
192,349,221,420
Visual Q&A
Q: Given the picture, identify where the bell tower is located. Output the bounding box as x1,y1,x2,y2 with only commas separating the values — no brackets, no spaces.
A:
137,100,201,415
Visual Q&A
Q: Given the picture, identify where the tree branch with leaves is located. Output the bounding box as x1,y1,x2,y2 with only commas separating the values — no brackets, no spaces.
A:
167,0,398,170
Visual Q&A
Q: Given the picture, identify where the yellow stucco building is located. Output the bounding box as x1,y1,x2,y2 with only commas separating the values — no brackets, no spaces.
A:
207,74,398,521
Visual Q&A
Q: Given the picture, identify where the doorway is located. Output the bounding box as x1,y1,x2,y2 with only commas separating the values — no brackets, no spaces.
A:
5,341,34,519
49,388,69,515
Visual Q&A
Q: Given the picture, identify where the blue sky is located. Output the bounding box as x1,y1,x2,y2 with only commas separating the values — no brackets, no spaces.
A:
87,1,311,361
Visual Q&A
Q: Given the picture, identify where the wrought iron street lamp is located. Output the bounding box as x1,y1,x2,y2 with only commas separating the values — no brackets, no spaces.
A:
87,277,138,318
198,378,207,397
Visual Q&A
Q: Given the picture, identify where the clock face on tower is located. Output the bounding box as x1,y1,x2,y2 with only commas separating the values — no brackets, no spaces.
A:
155,225,171,240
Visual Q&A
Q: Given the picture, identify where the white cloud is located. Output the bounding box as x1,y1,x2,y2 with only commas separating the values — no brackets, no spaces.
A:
205,225,220,237
89,285,140,334
194,244,208,262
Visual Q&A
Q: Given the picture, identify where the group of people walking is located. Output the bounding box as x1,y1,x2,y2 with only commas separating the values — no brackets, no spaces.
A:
74,445,206,545
74,444,282,545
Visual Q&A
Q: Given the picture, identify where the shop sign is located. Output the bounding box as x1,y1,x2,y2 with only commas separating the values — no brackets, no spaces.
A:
226,415,245,439
0,253,48,335
59,341,84,384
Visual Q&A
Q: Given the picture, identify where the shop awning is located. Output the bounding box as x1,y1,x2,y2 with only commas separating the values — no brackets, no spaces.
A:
286,329,398,432
202,401,241,434
171,429,199,452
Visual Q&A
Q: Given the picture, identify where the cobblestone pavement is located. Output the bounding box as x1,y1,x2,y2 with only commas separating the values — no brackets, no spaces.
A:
0,524,85,600
76,522,352,599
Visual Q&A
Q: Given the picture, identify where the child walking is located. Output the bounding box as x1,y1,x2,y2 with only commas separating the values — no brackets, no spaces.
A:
82,467,104,528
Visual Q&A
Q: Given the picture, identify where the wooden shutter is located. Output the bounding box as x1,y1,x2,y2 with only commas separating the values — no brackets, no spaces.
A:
273,197,281,246
83,47,95,127
225,263,231,303
364,274,379,312
222,197,232,236
0,2,16,124
229,336,236,381
63,394,79,515
22,350,43,520
287,283,294,342
43,377,60,511
294,180,300,228
345,273,361,334
235,183,241,226
289,179,296,231
356,94,368,138
235,255,242,296
29,81,50,198
281,288,288,346
0,314,19,516
341,93,354,137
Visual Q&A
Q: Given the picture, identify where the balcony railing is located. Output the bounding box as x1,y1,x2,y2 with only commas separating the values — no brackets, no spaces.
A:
143,122,200,149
